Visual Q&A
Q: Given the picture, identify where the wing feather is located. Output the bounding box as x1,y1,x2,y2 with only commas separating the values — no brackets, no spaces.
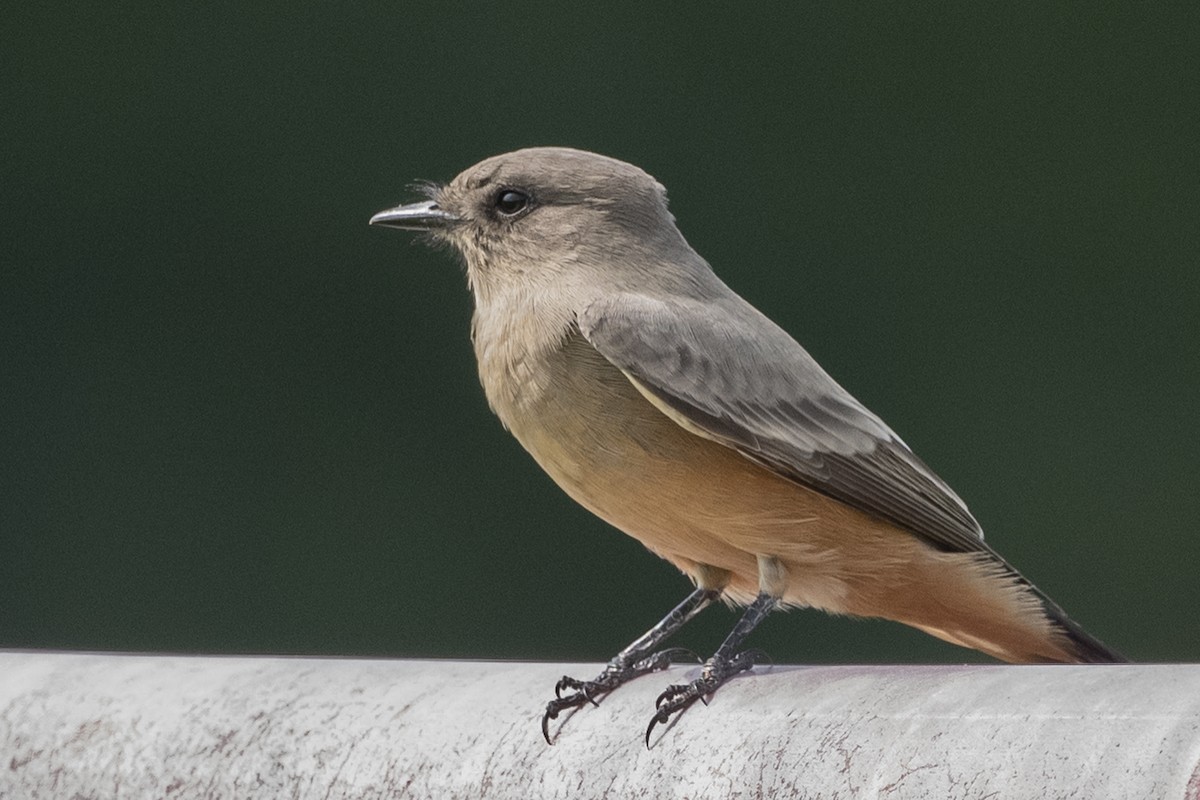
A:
578,292,986,554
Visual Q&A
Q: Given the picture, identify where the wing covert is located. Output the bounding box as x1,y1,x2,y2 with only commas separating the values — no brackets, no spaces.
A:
578,293,986,554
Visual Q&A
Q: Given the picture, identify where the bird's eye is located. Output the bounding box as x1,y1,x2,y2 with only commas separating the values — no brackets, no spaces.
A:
494,189,530,216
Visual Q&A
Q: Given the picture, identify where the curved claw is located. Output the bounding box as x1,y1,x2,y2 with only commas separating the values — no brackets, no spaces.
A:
544,675,611,743
543,687,594,745
541,704,559,745
578,683,601,707
644,708,669,747
641,646,701,670
645,689,705,747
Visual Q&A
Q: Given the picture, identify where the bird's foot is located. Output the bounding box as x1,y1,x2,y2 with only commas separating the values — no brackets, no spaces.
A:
541,647,698,744
644,648,769,746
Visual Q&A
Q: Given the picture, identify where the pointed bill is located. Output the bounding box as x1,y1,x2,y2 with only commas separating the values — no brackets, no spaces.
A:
369,200,458,230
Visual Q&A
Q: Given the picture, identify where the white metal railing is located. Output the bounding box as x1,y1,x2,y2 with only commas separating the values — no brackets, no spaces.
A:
1,652,1197,798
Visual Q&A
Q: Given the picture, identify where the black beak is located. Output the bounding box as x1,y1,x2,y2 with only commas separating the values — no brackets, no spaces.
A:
368,200,458,230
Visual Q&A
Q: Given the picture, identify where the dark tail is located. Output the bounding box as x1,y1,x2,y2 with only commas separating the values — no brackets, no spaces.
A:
987,543,1128,664
1040,599,1128,663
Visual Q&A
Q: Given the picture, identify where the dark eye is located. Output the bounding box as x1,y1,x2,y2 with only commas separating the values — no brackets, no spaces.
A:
494,189,530,216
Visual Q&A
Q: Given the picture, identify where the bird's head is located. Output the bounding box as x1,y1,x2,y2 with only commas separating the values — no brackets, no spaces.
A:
370,147,701,296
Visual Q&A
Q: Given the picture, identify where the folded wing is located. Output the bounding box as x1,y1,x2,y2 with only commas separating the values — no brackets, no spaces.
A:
578,292,986,555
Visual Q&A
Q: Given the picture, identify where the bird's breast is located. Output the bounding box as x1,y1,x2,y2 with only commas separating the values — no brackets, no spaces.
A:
473,319,883,605
479,327,672,481
478,327,759,529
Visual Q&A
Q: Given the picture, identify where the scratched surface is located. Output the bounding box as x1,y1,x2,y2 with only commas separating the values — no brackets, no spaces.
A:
1,654,1198,799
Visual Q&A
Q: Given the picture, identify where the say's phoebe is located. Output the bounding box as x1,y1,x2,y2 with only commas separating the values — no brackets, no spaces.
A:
370,147,1125,744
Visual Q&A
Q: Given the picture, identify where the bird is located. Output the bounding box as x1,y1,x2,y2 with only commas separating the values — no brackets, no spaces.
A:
369,146,1125,745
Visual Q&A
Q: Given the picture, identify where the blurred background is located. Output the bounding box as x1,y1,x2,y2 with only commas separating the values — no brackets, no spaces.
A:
3,4,1196,665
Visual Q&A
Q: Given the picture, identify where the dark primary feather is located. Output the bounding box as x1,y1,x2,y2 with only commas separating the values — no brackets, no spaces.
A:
578,291,987,555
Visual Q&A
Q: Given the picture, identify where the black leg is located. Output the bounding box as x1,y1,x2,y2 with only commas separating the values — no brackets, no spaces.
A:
645,591,777,746
541,586,719,744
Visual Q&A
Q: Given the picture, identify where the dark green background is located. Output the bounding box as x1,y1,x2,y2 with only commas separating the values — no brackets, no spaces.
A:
3,5,1196,665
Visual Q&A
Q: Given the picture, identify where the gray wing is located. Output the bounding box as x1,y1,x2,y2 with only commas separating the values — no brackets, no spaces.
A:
578,292,987,554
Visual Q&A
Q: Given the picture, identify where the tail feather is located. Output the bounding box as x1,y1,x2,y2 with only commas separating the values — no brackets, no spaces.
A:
1037,593,1127,663
865,541,1128,665
984,544,1127,664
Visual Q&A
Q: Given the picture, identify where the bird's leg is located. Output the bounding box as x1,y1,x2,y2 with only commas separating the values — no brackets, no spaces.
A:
643,591,776,744
645,556,785,745
542,585,720,744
